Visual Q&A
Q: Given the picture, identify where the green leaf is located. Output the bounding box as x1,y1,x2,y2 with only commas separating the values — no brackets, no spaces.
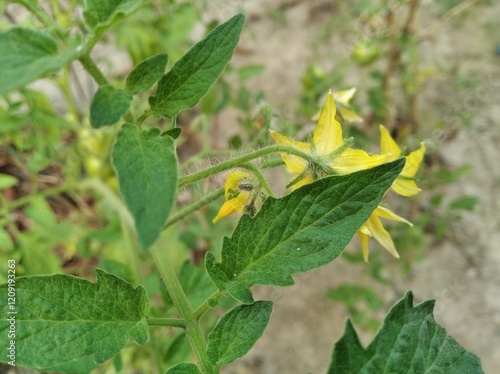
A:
328,291,483,374
206,159,405,303
125,53,168,95
449,195,478,211
149,13,245,118
83,0,146,33
207,301,272,366
0,269,149,371
163,127,182,139
0,28,79,95
166,362,201,374
0,174,18,189
90,85,132,128
112,124,178,249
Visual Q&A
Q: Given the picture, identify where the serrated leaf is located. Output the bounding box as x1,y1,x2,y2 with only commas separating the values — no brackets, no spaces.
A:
0,28,79,95
149,13,245,118
166,362,201,374
83,0,146,33
125,53,168,95
112,124,178,249
0,269,149,372
207,301,272,366
328,291,483,373
206,159,405,303
90,85,132,128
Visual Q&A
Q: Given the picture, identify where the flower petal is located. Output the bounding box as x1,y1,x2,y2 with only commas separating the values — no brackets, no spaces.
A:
357,228,371,262
401,142,425,178
289,174,314,190
375,206,413,226
366,213,400,259
331,148,391,174
333,88,356,106
270,130,311,174
339,108,363,124
379,125,400,159
213,201,237,223
224,170,253,195
392,178,421,197
312,91,343,155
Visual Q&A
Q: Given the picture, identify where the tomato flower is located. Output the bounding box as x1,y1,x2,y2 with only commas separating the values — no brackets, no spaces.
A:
213,170,263,223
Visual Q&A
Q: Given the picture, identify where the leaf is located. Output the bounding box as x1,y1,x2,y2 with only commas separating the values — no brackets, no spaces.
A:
125,53,168,95
163,127,182,139
149,13,245,118
166,362,201,374
0,174,18,189
83,0,146,33
328,291,483,374
206,301,272,366
90,85,132,128
0,269,149,372
0,28,79,95
449,195,478,212
206,159,405,303
112,124,178,249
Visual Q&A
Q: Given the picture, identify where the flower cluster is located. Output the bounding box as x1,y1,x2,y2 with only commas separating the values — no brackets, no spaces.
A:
213,90,425,262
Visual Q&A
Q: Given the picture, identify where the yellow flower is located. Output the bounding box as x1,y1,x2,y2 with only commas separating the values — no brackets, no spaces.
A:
271,90,389,189
357,206,412,262
379,125,426,196
213,170,261,223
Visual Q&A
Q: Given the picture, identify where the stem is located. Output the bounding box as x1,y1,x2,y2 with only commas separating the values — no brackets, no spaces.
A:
178,145,315,188
147,318,186,328
165,188,224,228
193,290,224,321
150,245,215,374
240,163,274,197
78,54,110,86
18,0,65,38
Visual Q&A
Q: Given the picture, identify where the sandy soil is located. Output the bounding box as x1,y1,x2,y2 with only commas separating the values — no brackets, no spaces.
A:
203,1,500,373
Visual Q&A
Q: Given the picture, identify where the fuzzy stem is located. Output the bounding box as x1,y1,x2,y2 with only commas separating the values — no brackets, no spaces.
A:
178,145,316,188
147,318,186,328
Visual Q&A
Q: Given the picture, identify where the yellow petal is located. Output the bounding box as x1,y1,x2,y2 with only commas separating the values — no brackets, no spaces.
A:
392,178,421,197
401,142,425,178
379,125,400,159
375,206,413,226
312,91,343,155
333,88,356,106
338,108,363,124
228,192,250,213
331,148,391,174
224,170,253,195
357,230,371,262
290,174,314,190
213,201,237,223
366,213,400,259
270,130,311,174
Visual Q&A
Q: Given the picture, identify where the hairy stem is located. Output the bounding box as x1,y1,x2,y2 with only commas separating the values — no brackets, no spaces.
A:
147,318,186,328
150,245,216,374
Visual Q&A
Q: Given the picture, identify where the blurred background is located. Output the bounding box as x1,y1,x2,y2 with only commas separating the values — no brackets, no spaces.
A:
1,0,499,373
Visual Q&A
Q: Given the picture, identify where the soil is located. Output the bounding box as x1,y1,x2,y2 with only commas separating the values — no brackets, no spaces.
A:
204,1,500,373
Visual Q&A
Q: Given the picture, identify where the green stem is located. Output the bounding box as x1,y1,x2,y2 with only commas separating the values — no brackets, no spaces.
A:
18,0,65,38
178,145,315,188
193,290,224,321
78,54,110,86
165,188,224,228
240,162,274,197
150,245,215,374
147,318,186,328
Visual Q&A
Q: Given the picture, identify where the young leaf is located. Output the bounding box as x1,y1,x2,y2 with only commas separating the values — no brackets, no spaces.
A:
166,362,201,374
206,159,405,304
90,85,132,128
125,53,168,95
112,124,178,250
206,301,273,366
0,174,18,189
149,13,245,118
83,0,146,33
0,28,79,95
328,291,483,374
0,269,149,372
